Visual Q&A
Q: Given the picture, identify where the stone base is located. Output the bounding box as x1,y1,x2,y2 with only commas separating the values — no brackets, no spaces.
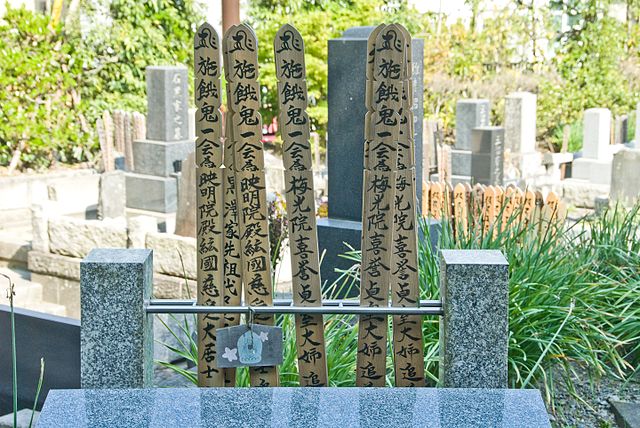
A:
560,179,609,208
317,217,361,298
126,173,177,213
505,151,544,181
133,139,194,177
451,149,472,176
126,208,174,234
571,158,612,185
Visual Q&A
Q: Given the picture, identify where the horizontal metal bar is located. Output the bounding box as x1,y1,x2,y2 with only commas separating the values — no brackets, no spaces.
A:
145,304,442,316
148,298,442,308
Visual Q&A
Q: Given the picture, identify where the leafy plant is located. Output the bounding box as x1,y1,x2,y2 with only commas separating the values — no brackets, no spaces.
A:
157,201,639,412
0,7,91,169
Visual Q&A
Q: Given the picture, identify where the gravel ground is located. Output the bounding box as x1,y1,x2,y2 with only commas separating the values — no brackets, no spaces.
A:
544,364,639,428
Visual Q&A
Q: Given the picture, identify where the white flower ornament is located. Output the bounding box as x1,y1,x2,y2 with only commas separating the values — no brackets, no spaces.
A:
222,347,238,362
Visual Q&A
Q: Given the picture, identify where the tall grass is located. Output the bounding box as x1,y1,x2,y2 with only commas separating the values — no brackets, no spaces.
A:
158,202,639,401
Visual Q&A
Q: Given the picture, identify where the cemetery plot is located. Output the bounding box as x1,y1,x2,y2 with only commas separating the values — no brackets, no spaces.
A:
191,21,430,389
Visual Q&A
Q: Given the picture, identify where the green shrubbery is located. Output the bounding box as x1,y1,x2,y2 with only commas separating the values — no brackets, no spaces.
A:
0,1,201,170
0,8,90,169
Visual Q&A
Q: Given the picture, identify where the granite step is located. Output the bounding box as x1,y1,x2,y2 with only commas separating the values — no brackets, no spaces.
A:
611,401,640,428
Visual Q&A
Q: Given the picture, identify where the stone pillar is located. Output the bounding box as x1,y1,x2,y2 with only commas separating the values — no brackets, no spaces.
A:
440,250,509,388
126,66,194,213
471,126,504,186
583,108,612,160
504,92,542,183
80,248,154,388
572,108,616,185
448,99,490,184
97,170,126,220
174,151,196,237
318,26,425,289
610,149,640,206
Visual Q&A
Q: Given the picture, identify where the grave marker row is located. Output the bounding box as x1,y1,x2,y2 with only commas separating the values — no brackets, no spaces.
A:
422,181,566,241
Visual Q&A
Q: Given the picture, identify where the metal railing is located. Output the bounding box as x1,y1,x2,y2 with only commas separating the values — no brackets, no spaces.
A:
145,298,443,316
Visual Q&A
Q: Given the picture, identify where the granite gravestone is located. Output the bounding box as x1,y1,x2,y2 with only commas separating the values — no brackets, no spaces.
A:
503,92,542,182
80,249,153,388
445,99,490,185
174,151,196,237
440,250,509,389
317,26,424,288
97,170,126,220
126,66,194,213
610,149,640,206
572,108,619,185
471,126,504,186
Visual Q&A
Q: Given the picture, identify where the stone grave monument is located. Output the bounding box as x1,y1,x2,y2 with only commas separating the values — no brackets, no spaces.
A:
503,92,543,184
471,126,505,186
317,26,424,287
610,149,640,205
125,66,194,219
435,99,490,185
572,108,622,185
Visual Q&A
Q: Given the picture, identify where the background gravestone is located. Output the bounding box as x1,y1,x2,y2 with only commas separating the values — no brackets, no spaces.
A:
97,170,126,220
439,98,490,185
610,149,640,206
503,92,543,183
471,126,505,186
317,27,424,289
572,108,617,185
125,66,194,214
174,151,196,237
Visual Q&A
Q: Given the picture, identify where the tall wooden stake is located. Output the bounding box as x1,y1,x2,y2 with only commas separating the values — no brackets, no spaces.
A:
224,24,279,387
357,24,406,387
389,24,424,387
274,24,328,387
194,22,225,387
221,25,243,386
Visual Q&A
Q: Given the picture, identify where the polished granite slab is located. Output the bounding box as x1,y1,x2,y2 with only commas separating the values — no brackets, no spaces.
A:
37,387,551,427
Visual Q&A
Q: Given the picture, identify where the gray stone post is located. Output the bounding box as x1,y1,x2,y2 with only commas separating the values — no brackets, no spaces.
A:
439,250,509,388
80,248,154,388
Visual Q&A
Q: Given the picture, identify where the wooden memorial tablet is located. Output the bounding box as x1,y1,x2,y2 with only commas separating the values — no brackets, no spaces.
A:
274,24,328,387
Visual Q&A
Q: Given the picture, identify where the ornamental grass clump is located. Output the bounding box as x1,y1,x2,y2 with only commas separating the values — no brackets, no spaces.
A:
158,202,639,398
